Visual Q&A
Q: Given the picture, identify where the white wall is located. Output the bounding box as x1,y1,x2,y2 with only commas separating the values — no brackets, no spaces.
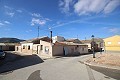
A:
21,43,33,49
39,40,53,57
52,36,65,43
15,46,21,52
21,43,33,53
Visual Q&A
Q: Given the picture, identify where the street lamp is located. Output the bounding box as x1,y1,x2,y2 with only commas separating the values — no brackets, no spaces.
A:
91,35,95,58
99,42,102,54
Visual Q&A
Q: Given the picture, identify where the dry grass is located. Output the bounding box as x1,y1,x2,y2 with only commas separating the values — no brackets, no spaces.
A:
86,53,120,66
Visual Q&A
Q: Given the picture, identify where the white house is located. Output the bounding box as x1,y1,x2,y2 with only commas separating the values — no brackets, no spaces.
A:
52,36,65,43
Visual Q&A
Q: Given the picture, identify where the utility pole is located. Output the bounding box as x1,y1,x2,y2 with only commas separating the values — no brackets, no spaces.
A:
38,26,39,38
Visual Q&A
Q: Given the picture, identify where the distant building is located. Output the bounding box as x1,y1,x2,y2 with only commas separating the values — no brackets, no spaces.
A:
104,35,120,51
81,38,104,51
66,39,83,44
0,43,15,51
52,36,65,43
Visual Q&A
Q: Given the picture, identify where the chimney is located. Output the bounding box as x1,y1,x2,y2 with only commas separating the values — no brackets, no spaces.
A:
50,31,52,43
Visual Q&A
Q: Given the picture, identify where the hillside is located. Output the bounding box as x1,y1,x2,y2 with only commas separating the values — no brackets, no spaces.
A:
0,38,25,43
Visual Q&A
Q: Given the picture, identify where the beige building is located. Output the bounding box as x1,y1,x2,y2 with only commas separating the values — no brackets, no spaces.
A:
37,40,88,57
16,36,88,57
81,38,104,51
53,42,88,56
104,35,120,51
15,36,50,54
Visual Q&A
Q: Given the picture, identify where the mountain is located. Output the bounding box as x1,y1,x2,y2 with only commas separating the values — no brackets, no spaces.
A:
0,38,25,43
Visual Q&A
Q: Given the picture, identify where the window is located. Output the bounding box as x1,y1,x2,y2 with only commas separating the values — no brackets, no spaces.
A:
45,46,49,52
41,45,43,50
108,42,112,44
23,45,25,49
28,45,30,50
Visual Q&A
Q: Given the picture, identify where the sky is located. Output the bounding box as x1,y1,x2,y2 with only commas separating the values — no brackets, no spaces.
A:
0,0,120,40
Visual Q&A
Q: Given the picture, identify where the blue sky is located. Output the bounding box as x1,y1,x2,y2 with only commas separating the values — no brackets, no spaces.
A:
0,0,120,40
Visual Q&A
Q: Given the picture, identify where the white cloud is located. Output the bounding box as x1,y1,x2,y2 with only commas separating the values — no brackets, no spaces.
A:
104,0,120,14
103,27,120,33
0,22,4,26
4,5,15,17
59,0,73,14
6,12,15,17
4,5,13,10
31,13,51,26
31,18,46,26
31,13,41,17
4,21,10,24
109,28,120,33
74,0,108,15
16,10,22,13
61,0,120,16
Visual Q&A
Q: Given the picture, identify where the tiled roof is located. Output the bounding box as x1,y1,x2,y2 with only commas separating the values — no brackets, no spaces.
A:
54,41,87,46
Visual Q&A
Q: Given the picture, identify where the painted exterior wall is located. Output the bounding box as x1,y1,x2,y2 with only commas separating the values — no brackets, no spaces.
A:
78,45,88,54
32,44,40,54
84,43,91,49
15,46,21,52
104,35,120,51
52,36,65,43
21,43,33,53
52,45,64,56
39,40,53,57
52,45,88,56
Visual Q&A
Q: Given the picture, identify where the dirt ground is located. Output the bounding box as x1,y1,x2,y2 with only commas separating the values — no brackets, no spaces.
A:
86,53,120,67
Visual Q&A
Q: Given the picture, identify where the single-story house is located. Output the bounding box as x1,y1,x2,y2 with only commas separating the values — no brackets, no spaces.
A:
15,36,51,54
15,36,88,57
38,40,88,57
0,43,15,51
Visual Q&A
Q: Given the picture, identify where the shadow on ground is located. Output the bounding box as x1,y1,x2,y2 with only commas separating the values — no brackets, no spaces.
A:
27,70,42,80
89,65,120,80
0,52,44,74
